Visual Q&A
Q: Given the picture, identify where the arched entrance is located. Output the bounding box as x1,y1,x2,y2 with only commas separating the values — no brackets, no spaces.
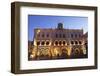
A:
71,47,83,58
60,48,69,58
74,48,80,55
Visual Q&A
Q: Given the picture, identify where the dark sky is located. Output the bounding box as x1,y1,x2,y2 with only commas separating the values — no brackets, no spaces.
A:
28,15,88,41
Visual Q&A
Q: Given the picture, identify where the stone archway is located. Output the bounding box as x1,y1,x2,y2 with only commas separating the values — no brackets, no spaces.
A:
74,48,80,55
60,48,69,58
62,48,68,54
71,47,83,58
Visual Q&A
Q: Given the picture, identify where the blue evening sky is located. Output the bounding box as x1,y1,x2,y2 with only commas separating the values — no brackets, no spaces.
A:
28,15,88,41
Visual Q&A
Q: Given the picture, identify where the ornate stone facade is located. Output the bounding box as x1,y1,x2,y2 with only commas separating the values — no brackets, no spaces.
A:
29,23,87,60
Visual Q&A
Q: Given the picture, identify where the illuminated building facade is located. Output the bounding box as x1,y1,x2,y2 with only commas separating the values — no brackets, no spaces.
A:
29,23,88,60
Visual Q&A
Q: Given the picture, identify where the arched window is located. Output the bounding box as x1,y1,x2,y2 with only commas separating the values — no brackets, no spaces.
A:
37,41,40,46
59,41,62,45
71,41,74,45
42,33,45,37
75,41,78,45
46,41,49,45
79,41,82,44
55,34,58,38
71,34,73,38
63,41,66,45
75,34,77,38
47,34,49,37
41,41,45,45
55,41,58,45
